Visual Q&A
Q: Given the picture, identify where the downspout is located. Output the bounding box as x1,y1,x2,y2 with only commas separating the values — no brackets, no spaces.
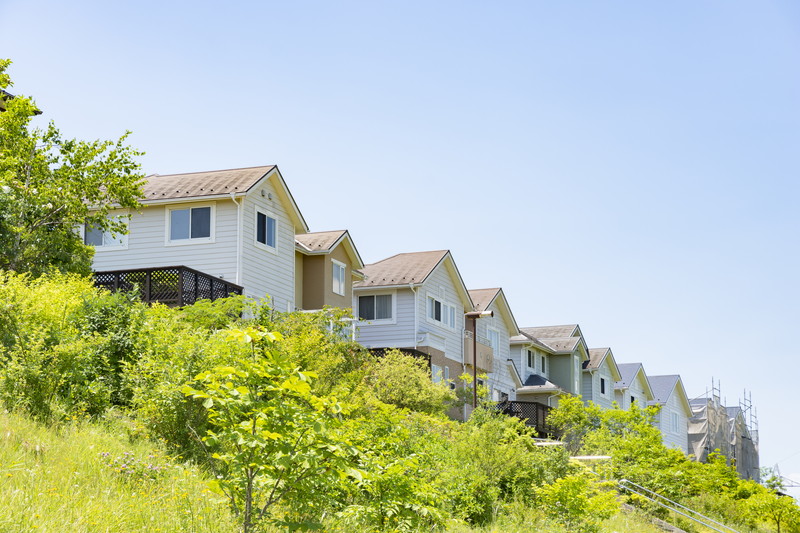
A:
410,284,419,349
229,192,242,285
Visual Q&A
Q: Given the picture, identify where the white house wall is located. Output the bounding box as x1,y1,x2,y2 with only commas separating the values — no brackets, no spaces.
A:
477,309,515,401
92,201,239,282
354,289,416,349
240,185,298,311
656,393,690,454
583,363,616,409
415,263,466,364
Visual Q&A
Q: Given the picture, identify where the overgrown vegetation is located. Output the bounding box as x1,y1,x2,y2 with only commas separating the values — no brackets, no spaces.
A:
0,271,796,532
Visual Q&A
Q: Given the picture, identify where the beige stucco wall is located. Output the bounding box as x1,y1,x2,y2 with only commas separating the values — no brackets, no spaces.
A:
294,251,304,308
299,243,355,310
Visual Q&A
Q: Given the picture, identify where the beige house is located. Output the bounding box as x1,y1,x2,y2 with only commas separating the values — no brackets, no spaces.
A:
295,230,364,310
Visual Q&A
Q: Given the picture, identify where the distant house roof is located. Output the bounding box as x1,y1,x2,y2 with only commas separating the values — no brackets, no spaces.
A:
536,336,581,353
521,324,581,338
648,374,692,415
584,347,622,381
355,250,473,308
141,165,309,232
468,287,519,334
517,373,564,394
509,330,554,352
615,362,654,399
295,229,365,271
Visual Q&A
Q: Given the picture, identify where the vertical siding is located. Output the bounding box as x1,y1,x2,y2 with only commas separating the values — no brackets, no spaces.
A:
353,288,416,348
91,201,238,281
240,181,297,311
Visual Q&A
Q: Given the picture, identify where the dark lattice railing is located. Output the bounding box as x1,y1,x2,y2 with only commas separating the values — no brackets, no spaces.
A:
497,400,560,438
93,266,243,306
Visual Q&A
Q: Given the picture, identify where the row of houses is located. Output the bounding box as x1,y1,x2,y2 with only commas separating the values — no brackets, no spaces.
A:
87,165,759,478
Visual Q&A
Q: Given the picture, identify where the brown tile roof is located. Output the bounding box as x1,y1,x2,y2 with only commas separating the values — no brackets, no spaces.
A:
537,336,581,353
142,165,276,202
355,250,449,288
295,230,347,253
468,288,500,312
585,347,611,370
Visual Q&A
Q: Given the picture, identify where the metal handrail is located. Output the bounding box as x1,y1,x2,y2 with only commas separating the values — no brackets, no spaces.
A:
618,479,740,533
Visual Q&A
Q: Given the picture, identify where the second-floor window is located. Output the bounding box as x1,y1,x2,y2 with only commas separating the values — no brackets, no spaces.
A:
332,260,346,296
358,294,392,321
541,354,547,374
169,206,212,242
256,211,276,249
84,213,127,249
527,349,535,369
427,295,455,328
600,377,606,395
488,328,500,353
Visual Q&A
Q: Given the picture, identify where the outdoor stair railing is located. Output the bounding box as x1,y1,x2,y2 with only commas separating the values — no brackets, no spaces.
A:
618,479,740,533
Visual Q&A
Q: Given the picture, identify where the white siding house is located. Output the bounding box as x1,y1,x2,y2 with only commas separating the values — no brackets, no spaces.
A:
90,166,309,311
353,250,474,392
614,363,654,410
649,375,692,454
582,348,622,410
468,288,520,402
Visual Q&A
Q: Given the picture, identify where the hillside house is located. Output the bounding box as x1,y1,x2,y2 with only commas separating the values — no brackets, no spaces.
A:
582,347,622,410
648,374,692,454
614,363,654,410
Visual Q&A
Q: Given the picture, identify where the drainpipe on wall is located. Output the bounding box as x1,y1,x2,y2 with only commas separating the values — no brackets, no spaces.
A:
229,192,242,286
410,284,420,349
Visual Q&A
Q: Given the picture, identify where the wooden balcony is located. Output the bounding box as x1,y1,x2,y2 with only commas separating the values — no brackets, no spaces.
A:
93,265,243,306
463,330,494,372
498,400,559,438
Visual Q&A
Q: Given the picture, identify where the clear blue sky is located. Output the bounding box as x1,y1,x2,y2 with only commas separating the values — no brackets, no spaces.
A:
2,0,799,490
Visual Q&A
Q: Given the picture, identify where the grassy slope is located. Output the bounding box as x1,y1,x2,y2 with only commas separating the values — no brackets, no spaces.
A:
0,411,236,533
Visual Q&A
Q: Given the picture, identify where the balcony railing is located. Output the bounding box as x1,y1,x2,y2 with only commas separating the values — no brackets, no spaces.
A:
93,265,243,306
463,330,494,372
497,400,559,438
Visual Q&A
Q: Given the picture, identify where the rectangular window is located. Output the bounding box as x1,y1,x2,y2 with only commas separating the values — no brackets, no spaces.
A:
431,363,442,383
527,350,535,369
600,377,606,395
672,412,679,432
488,329,500,353
427,295,455,328
358,294,392,321
631,395,636,405
170,206,211,241
332,260,346,296
84,214,127,249
541,355,546,373
256,211,276,248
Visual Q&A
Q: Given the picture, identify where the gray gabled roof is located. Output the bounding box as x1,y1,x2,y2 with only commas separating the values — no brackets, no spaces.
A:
516,374,563,394
615,363,643,389
648,375,680,404
510,330,554,352
584,347,622,381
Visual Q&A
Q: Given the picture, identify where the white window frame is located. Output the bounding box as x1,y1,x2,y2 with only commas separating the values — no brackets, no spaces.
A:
82,210,129,251
526,349,535,370
165,203,215,246
356,291,396,324
671,412,679,432
254,207,278,253
426,292,456,329
541,354,547,376
332,259,346,296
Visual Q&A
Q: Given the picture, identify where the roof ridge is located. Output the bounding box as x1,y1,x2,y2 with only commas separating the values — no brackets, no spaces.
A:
149,165,275,178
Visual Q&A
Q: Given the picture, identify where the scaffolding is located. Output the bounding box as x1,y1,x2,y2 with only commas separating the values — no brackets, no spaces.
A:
688,379,759,481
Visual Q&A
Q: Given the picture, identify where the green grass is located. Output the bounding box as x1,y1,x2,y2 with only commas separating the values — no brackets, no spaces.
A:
0,410,236,532
0,410,726,533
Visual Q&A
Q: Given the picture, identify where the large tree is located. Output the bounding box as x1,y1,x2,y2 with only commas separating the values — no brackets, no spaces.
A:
0,59,144,276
